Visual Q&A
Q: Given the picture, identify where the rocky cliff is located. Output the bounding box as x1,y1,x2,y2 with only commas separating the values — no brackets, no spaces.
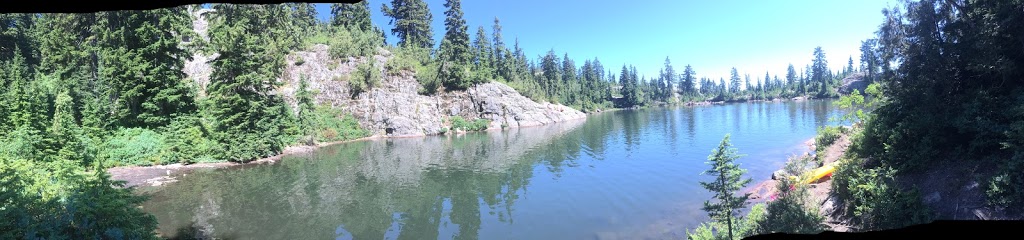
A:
274,45,587,137
183,9,586,138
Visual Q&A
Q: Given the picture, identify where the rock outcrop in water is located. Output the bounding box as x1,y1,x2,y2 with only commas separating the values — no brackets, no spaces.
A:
183,8,586,138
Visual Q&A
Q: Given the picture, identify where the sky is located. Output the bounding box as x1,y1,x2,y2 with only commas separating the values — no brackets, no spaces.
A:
312,0,899,84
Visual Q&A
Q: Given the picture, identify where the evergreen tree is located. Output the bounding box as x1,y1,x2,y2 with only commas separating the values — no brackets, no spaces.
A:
437,0,473,89
331,1,373,32
491,17,507,80
206,4,293,162
859,39,879,82
540,50,561,98
381,0,434,48
0,13,38,66
561,53,577,103
681,64,696,95
661,57,677,98
786,64,797,91
95,8,197,129
472,25,493,77
287,3,318,34
729,67,741,94
699,134,752,240
744,74,752,93
811,46,829,95
846,56,855,75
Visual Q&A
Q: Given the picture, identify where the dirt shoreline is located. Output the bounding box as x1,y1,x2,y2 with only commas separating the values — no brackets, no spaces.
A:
742,130,854,232
107,136,382,188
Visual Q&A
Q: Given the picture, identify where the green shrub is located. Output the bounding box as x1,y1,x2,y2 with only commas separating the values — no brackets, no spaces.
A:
986,155,1024,209
328,27,382,60
0,156,158,239
306,106,369,143
814,126,843,164
497,77,547,103
302,30,334,49
100,128,167,166
449,116,490,132
686,203,767,240
416,62,441,95
385,46,430,76
161,116,221,164
349,60,382,98
756,178,828,234
0,125,46,161
831,159,931,231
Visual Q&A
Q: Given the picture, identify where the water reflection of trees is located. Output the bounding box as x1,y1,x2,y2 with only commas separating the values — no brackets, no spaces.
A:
144,120,595,239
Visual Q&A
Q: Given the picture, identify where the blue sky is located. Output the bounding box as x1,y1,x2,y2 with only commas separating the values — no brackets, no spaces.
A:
310,0,898,83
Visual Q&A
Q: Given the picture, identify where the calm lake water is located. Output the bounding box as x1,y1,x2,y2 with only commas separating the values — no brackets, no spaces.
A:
141,99,843,239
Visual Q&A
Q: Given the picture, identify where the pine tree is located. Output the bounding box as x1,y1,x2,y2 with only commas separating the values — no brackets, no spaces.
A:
811,46,829,95
561,53,577,103
729,67,741,94
491,17,506,80
744,74,752,93
699,134,752,240
287,3,318,34
95,8,197,129
681,64,696,95
0,13,38,66
437,0,473,90
206,4,293,162
382,0,434,48
859,39,879,82
472,26,493,73
786,64,797,91
846,56,854,75
331,1,372,32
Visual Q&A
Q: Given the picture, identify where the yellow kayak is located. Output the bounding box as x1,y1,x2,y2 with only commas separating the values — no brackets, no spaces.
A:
785,162,837,185
805,163,836,184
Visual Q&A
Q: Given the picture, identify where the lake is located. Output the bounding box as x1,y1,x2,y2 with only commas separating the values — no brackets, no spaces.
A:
140,99,844,239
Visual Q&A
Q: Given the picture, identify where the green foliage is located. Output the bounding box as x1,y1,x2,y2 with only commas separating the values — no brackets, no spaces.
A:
330,1,374,32
687,203,767,240
384,46,430,76
206,4,298,162
986,154,1024,209
327,27,383,60
95,8,198,129
416,61,442,95
101,128,167,167
349,60,383,98
160,116,220,164
831,157,931,231
814,126,843,163
448,116,490,132
755,179,828,234
304,106,370,143
699,134,752,240
381,0,434,48
0,157,158,239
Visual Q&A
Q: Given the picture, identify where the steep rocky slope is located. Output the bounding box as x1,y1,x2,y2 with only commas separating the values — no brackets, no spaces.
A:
274,45,586,137
183,8,586,138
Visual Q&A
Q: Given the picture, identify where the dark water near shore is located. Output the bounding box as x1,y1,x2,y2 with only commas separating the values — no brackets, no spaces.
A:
141,99,842,239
